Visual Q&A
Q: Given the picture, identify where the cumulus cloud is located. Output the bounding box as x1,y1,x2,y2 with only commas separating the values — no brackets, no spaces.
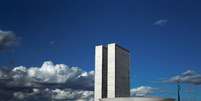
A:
162,70,201,85
153,19,168,26
130,86,157,96
0,69,8,79
13,88,94,101
0,30,18,50
11,61,94,89
0,61,94,101
51,89,93,101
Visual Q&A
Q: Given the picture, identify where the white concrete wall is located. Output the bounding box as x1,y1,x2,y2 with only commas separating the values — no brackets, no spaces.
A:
107,43,116,98
95,45,104,101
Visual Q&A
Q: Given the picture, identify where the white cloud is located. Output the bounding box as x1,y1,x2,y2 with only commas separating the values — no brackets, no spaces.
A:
11,61,94,88
153,19,168,26
0,70,5,78
51,89,93,101
14,92,26,100
163,70,201,85
0,61,94,101
130,86,157,96
13,88,94,101
0,30,18,50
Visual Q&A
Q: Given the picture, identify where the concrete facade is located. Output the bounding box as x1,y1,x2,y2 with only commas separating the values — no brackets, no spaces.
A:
107,43,130,98
100,97,175,101
95,43,130,101
95,45,108,101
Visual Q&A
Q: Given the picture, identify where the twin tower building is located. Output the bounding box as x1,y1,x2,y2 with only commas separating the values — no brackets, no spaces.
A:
95,43,130,101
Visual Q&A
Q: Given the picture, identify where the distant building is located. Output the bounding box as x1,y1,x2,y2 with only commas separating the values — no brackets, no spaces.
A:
95,43,175,101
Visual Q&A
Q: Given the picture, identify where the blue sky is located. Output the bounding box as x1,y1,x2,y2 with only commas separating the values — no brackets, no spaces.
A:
0,0,201,100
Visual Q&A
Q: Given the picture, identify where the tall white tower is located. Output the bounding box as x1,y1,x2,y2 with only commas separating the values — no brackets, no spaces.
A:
95,43,130,101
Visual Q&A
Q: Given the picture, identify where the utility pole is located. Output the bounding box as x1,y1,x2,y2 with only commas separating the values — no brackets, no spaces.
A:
177,83,181,101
